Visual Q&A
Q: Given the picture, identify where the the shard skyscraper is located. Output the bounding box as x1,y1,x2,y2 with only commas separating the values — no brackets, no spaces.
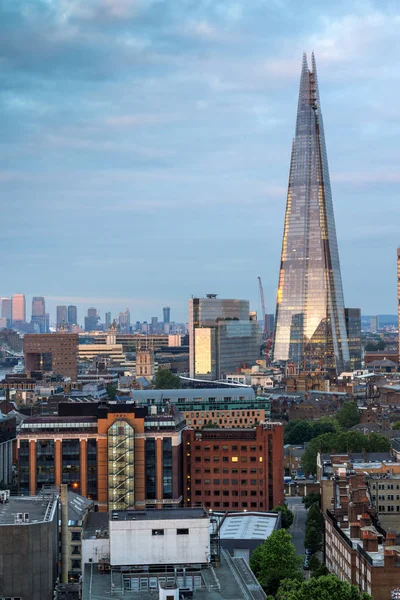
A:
273,54,350,374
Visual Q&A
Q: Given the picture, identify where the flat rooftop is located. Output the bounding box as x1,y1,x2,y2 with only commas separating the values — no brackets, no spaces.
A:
0,496,56,525
111,508,208,521
219,511,278,540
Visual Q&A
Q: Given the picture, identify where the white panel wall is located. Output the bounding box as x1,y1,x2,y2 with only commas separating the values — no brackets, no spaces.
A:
110,518,210,566
82,537,110,565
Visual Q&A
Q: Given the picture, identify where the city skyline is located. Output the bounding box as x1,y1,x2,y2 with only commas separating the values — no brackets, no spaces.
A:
2,1,400,319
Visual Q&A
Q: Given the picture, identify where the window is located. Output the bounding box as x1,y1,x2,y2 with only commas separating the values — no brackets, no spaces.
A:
177,528,189,535
213,479,220,485
152,529,164,536
231,457,238,462
71,531,81,541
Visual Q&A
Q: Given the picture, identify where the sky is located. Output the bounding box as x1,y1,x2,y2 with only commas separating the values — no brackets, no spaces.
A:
1,0,400,324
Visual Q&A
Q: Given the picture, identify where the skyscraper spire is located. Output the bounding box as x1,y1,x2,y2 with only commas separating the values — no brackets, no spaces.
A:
273,54,349,374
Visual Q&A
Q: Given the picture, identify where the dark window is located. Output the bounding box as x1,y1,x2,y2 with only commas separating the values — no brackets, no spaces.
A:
177,528,189,535
146,438,156,500
163,438,173,500
71,531,81,541
152,529,164,536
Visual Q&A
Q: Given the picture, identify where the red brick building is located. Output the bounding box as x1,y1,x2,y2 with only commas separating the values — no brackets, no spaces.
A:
183,422,284,512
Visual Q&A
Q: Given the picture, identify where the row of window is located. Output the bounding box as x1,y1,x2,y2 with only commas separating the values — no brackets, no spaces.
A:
187,412,261,418
374,494,399,501
372,483,400,490
194,456,262,463
196,445,261,451
196,479,261,485
152,528,189,536
196,490,261,497
194,467,263,474
202,501,262,509
378,505,400,512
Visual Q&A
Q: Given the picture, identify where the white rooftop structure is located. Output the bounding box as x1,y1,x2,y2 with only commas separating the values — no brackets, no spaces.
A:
219,511,278,541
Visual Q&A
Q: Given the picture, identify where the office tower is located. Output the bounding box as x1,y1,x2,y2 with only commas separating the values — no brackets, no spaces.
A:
56,305,68,327
345,308,362,371
163,307,171,324
105,311,112,330
12,293,26,324
189,295,261,380
118,308,130,333
24,333,78,380
67,305,78,326
1,297,12,327
31,296,46,333
273,54,349,375
84,307,99,332
183,422,284,511
370,315,378,333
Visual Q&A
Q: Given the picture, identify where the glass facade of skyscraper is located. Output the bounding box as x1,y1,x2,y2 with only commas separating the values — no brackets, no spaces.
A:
273,54,350,374
189,297,260,379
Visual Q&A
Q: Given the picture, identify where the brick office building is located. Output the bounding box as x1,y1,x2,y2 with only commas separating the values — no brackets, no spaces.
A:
17,403,184,511
24,333,79,380
183,422,284,512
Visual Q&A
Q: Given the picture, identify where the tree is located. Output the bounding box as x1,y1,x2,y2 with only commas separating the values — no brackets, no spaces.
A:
276,574,373,600
305,524,323,555
272,504,294,529
153,369,181,389
250,529,303,596
284,420,313,444
337,402,360,429
393,421,400,430
301,431,390,475
106,383,117,400
307,502,324,532
302,492,321,510
308,555,329,578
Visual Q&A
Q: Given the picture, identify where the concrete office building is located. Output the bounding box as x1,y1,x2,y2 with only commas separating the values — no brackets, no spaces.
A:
85,307,99,332
17,403,185,511
1,296,12,326
24,332,79,380
0,493,59,600
105,311,112,329
31,296,47,333
189,296,260,380
12,293,26,324
183,422,284,512
56,305,68,327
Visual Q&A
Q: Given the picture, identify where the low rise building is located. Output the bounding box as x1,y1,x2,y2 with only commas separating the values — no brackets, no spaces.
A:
218,510,280,562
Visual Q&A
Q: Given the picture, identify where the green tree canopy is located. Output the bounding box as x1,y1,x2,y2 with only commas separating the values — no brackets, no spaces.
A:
153,369,181,389
106,383,117,400
393,421,400,430
304,524,323,555
272,504,294,529
306,502,324,531
284,418,339,445
337,402,360,429
276,574,373,600
302,492,321,509
308,555,329,578
250,529,303,596
301,431,390,475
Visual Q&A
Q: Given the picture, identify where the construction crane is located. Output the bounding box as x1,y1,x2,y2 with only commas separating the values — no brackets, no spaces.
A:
258,276,273,361
258,276,267,339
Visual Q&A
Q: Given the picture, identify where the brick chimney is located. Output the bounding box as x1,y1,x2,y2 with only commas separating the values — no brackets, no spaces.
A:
350,522,361,538
360,513,372,527
362,531,378,553
384,549,397,568
386,532,397,547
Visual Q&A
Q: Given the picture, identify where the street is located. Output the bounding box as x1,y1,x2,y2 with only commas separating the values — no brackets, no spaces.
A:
287,497,307,556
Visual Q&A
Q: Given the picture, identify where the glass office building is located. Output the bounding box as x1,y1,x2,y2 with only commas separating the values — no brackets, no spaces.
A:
273,54,350,374
189,296,260,379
